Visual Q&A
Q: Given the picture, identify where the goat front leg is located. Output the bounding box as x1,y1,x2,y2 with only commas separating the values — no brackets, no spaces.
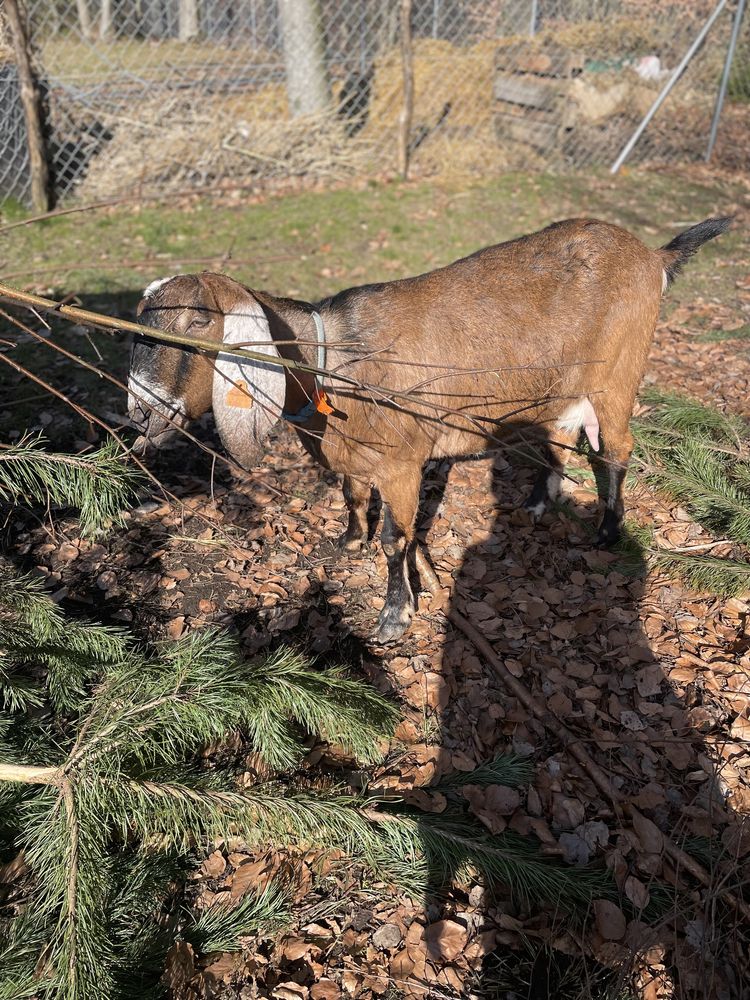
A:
373,474,420,643
339,475,370,552
523,429,579,519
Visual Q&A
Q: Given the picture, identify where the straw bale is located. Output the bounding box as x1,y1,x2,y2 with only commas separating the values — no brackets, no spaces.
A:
75,89,375,200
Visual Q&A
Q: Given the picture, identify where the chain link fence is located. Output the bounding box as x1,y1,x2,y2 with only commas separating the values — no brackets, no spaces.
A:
0,0,748,206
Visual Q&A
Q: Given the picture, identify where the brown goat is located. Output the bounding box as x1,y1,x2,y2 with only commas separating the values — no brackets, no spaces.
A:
128,217,730,641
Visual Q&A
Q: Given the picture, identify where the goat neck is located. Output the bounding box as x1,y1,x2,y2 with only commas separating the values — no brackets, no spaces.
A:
252,290,334,452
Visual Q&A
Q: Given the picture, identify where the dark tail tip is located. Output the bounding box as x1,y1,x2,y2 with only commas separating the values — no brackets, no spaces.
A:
661,216,733,288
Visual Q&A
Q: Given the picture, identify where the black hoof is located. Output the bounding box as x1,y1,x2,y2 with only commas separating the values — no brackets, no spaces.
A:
523,472,551,520
371,603,413,644
596,512,621,547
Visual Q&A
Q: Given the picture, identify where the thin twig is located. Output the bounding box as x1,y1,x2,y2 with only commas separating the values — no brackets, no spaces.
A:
0,180,278,236
0,282,599,433
61,778,79,991
0,348,169,497
0,305,285,495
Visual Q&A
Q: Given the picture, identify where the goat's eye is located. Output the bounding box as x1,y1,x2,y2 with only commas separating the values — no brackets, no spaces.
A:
190,316,210,330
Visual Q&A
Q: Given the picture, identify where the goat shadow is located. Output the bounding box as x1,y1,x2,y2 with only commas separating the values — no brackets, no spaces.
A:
406,447,747,1000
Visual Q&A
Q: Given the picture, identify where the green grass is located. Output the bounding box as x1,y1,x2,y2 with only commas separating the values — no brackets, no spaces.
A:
0,168,746,443
2,169,745,301
697,324,750,343
40,34,260,81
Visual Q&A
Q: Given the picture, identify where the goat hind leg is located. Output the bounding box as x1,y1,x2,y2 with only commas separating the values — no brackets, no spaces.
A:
596,427,633,547
339,475,370,552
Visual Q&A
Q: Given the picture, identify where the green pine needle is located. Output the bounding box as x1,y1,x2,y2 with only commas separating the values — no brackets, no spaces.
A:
436,753,533,790
653,550,750,597
370,809,613,908
186,880,291,953
0,435,142,535
637,387,746,445
631,391,750,597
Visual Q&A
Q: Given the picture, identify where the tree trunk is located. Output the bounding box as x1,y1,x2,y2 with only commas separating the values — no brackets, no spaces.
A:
75,0,93,40
4,0,50,212
277,0,330,117
178,0,200,42
397,0,414,179
100,0,114,39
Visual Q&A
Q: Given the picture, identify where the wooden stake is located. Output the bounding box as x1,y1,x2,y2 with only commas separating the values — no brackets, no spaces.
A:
397,0,414,180
4,0,50,212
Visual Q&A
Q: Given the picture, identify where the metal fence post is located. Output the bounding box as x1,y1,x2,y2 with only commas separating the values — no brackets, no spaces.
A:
706,0,747,161
610,0,728,174
398,0,414,179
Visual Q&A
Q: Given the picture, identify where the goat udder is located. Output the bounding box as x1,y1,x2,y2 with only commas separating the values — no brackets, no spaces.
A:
556,397,600,452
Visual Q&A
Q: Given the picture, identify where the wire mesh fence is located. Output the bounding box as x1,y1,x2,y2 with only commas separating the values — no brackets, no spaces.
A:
0,0,748,206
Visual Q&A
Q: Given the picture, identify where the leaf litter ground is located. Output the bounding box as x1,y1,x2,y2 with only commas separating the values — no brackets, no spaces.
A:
3,168,750,999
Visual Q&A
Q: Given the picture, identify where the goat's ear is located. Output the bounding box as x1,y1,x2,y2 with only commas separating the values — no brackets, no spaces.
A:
211,289,286,470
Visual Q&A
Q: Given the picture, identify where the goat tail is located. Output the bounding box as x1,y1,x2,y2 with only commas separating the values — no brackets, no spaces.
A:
659,216,733,289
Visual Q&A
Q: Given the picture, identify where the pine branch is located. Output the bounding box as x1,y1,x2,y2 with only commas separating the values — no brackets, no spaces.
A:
65,632,396,776
0,580,624,998
365,809,614,907
0,435,141,535
0,571,130,712
630,392,750,596
637,387,747,446
653,550,750,596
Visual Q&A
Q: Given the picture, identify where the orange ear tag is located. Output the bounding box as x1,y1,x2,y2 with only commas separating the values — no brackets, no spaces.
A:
313,387,334,415
226,380,254,409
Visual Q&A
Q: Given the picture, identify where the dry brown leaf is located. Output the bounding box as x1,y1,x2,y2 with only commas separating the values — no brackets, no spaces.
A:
552,795,585,830
201,850,226,878
162,940,196,995
310,980,341,1000
632,812,664,854
730,714,750,741
280,936,313,961
230,857,273,899
274,984,309,1000
593,899,627,941
624,875,650,910
423,919,469,963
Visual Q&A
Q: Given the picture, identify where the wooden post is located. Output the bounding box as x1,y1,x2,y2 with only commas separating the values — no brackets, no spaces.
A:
5,0,50,212
398,0,414,180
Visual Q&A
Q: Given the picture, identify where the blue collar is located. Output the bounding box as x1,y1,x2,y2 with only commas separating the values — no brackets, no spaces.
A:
282,310,327,424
